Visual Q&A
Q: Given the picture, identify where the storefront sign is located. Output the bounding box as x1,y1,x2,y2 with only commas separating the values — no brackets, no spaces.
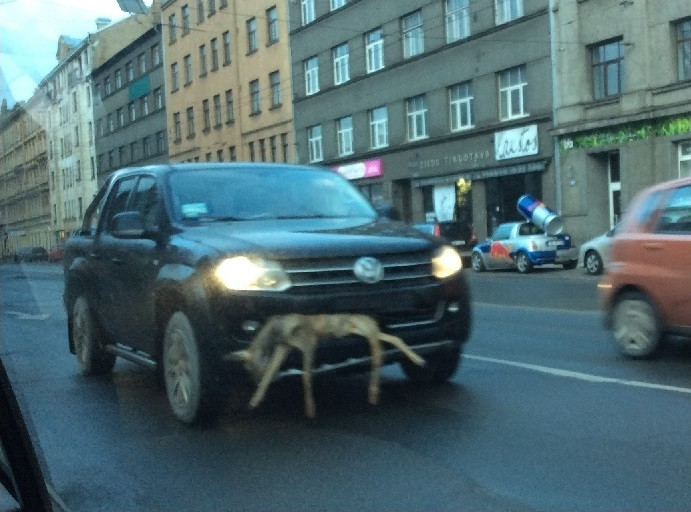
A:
333,158,383,180
412,160,545,187
494,124,538,161
415,150,491,170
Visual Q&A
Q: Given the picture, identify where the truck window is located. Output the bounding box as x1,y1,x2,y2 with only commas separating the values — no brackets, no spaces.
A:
105,177,137,232
129,176,161,230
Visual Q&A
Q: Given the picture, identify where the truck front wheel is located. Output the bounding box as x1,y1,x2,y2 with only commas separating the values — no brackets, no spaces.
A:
72,296,116,375
400,340,462,384
163,311,223,424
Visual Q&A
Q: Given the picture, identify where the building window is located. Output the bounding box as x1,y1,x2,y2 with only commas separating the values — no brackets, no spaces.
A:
107,113,114,132
222,31,231,65
249,141,255,161
449,81,474,131
495,0,523,25
202,98,211,131
157,131,166,154
592,39,623,100
333,43,350,85
250,79,260,114
498,64,527,120
169,14,177,43
446,0,470,43
182,4,190,34
141,95,149,116
225,89,234,123
129,101,137,122
301,0,315,26
184,54,193,84
74,125,80,146
210,38,219,70
115,69,123,88
307,125,323,163
369,106,388,149
155,87,164,109
105,77,112,95
220,0,227,8
197,0,204,23
270,135,277,161
117,108,124,127
406,95,428,141
76,160,81,181
143,136,152,157
213,94,222,127
281,133,289,162
186,107,195,138
152,44,161,66
208,0,216,16
88,121,93,144
229,146,237,161
199,44,208,76
217,149,223,161
259,139,266,161
171,62,179,90
402,10,424,59
90,157,95,178
677,19,691,81
269,71,281,107
267,6,279,43
173,112,182,141
138,52,147,74
247,18,258,53
679,140,691,178
365,28,384,73
336,116,353,157
331,0,345,10
304,56,319,95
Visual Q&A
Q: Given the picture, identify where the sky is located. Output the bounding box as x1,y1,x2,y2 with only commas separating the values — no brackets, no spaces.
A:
0,0,151,106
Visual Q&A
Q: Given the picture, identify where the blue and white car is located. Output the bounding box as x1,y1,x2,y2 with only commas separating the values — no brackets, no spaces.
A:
471,221,578,273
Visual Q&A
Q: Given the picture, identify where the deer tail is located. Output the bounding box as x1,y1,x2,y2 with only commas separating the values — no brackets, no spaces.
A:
378,333,425,366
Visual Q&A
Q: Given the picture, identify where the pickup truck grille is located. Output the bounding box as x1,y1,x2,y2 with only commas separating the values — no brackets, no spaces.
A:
282,251,435,293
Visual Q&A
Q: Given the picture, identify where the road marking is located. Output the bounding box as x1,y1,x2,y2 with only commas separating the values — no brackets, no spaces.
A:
472,301,601,315
465,354,691,395
5,310,51,321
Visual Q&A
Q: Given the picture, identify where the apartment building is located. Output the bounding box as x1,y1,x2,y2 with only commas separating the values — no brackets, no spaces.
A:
289,0,555,239
553,0,691,242
161,0,294,163
0,99,51,258
93,25,168,182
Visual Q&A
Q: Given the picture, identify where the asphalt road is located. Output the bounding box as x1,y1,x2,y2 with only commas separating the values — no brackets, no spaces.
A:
1,263,690,512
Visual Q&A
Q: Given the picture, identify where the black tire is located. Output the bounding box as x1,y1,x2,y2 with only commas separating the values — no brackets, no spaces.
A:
611,291,661,359
71,296,116,375
401,341,462,384
584,250,603,275
515,251,532,274
562,259,578,270
163,311,223,424
471,252,485,272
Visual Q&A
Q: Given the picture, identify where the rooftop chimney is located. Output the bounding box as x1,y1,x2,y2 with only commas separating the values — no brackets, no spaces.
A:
95,17,112,31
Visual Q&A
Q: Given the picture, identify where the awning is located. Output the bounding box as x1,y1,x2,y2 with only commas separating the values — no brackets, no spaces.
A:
412,159,547,187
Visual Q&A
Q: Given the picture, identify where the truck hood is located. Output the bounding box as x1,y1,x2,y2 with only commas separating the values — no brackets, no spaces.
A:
177,217,437,259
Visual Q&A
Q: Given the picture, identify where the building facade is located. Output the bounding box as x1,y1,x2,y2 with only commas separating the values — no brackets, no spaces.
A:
0,99,51,258
553,0,691,242
93,26,168,182
161,0,295,163
289,0,555,239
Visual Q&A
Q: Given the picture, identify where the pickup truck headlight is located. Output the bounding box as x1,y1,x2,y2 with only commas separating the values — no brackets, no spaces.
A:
432,246,463,278
215,256,291,291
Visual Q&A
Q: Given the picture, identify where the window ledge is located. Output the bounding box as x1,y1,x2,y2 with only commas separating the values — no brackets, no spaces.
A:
225,119,235,126
269,103,282,111
500,113,530,122
186,134,196,140
184,81,192,88
585,97,620,109
249,111,261,117
199,72,208,78
214,123,222,130
202,127,211,133
246,49,257,56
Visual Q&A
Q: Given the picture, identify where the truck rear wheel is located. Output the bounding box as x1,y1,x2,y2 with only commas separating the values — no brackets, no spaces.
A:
72,296,116,375
163,311,223,424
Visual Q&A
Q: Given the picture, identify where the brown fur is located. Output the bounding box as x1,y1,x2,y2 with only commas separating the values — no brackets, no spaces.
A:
225,314,425,418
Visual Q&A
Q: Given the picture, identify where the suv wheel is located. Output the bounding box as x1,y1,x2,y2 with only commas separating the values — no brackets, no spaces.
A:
163,311,222,424
72,296,116,375
471,252,485,272
585,250,603,275
611,292,661,359
515,252,532,274
401,341,461,384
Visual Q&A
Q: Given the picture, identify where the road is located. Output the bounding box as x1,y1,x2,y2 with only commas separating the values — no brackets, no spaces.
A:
1,263,690,511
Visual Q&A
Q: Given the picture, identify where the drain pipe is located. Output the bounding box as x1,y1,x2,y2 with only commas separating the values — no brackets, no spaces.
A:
549,0,562,214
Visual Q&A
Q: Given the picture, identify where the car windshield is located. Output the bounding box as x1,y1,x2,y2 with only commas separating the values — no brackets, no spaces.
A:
167,167,376,222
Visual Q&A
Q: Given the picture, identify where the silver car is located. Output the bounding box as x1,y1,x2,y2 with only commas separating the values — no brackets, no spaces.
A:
578,225,617,275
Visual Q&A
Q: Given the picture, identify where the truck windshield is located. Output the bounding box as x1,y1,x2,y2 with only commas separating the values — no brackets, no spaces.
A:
167,166,376,222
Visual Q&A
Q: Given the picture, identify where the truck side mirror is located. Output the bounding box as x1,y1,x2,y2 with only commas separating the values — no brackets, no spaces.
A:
111,211,147,239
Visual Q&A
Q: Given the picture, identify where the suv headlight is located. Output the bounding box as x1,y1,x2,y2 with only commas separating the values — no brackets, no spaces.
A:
215,256,292,291
432,245,463,278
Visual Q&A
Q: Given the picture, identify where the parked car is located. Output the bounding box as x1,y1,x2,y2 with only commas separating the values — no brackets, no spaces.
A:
48,245,65,262
471,221,578,273
63,163,472,424
578,225,618,275
599,177,691,358
13,246,48,263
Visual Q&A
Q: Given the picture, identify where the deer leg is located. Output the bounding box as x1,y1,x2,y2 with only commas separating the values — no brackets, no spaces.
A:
379,333,425,366
249,344,290,409
301,345,317,419
366,337,383,405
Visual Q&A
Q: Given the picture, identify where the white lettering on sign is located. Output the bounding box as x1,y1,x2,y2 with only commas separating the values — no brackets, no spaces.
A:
494,124,538,161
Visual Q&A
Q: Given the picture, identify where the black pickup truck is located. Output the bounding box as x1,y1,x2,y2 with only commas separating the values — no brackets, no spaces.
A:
63,163,471,423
